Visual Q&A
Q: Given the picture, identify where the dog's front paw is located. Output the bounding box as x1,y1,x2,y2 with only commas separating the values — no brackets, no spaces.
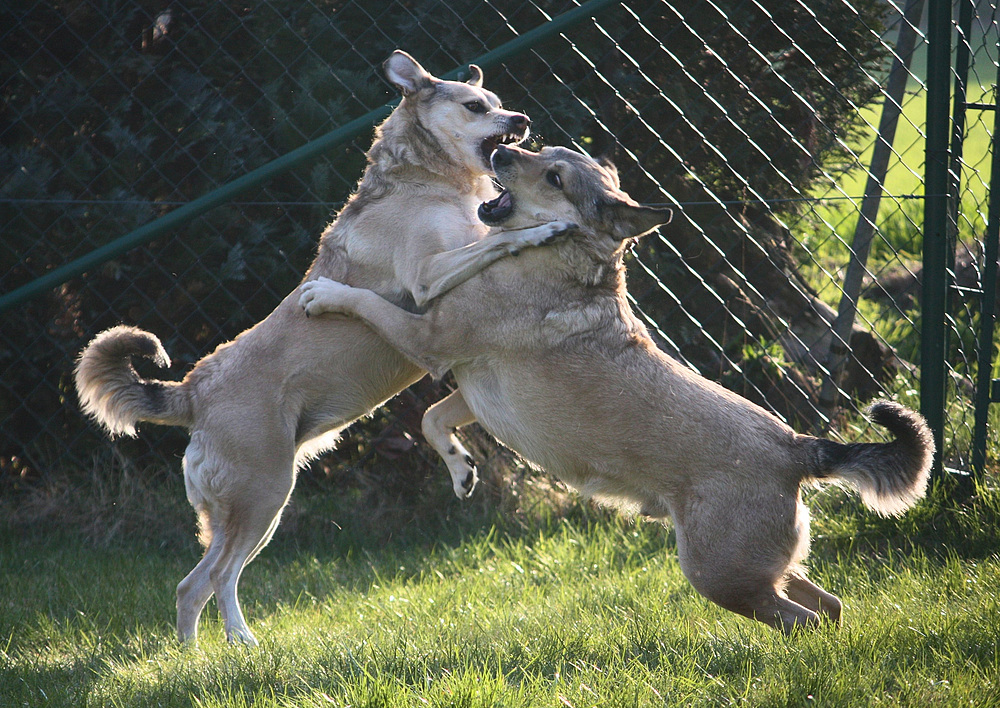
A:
299,277,355,318
524,220,578,247
544,220,578,241
505,221,579,255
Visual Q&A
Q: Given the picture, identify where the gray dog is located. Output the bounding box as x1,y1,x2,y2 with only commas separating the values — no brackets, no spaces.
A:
300,143,934,632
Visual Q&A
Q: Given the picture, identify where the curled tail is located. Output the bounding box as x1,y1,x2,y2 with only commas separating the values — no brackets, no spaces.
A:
74,325,194,436
806,400,934,516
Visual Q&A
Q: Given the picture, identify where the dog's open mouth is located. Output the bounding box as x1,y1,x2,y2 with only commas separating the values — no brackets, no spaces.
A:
478,188,514,225
479,132,522,168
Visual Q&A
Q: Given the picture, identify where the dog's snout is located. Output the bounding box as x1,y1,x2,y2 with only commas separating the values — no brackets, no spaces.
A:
493,144,514,166
510,114,530,132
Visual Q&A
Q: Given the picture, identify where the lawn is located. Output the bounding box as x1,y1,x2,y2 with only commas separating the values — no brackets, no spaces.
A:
2,470,999,707
806,76,995,256
792,75,996,376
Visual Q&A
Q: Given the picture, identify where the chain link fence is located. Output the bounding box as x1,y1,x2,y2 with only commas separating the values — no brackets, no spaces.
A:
2,0,997,507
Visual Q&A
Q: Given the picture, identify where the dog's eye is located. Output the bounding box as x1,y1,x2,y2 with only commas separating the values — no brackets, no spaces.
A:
546,170,563,189
464,101,486,114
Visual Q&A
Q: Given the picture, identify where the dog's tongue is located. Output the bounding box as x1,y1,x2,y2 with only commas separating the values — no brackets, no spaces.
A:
482,190,511,214
478,189,514,223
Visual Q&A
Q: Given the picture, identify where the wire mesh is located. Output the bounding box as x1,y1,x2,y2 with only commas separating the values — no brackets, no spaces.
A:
942,0,1000,471
1,0,996,492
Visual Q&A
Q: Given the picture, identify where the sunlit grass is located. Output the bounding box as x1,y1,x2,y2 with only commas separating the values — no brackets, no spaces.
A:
3,481,999,707
805,80,993,279
783,78,998,465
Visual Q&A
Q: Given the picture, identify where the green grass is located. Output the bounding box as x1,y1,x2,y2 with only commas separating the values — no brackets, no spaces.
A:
2,478,999,707
816,80,995,207
804,79,994,270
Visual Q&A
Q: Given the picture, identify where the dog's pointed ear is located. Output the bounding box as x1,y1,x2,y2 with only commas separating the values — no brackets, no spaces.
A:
465,64,483,87
384,50,435,96
596,155,620,188
601,200,673,240
625,204,673,238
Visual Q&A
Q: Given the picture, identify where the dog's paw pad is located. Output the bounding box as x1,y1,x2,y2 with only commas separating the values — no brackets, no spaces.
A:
450,454,478,499
460,466,478,498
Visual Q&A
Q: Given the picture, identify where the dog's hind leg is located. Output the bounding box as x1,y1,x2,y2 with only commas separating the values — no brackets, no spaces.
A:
676,540,821,631
209,458,296,645
179,428,296,645
673,487,822,633
677,550,822,632
176,433,225,644
176,516,225,644
741,592,822,633
422,390,479,498
784,573,842,624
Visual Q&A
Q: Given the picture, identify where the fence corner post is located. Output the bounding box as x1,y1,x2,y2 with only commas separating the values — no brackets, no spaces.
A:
921,0,952,478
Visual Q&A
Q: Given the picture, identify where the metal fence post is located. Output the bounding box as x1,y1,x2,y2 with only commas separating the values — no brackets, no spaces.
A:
970,44,1000,479
921,0,952,477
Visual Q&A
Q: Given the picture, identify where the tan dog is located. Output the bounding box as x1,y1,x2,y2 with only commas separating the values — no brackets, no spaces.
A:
74,52,570,645
299,143,934,632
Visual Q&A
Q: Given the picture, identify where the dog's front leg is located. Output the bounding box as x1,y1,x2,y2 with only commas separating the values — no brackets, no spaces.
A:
412,221,576,306
422,390,479,498
299,277,454,378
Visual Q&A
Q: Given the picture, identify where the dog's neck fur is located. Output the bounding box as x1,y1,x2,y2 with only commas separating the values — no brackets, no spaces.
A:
553,233,629,292
543,237,652,351
306,102,494,283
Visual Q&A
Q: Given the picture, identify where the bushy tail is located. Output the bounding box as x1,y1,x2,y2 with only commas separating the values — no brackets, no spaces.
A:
806,400,934,516
74,325,193,436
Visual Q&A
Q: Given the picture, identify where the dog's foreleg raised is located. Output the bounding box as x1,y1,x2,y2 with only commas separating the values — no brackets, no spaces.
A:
411,221,575,306
300,279,485,499
422,390,479,498
299,278,456,378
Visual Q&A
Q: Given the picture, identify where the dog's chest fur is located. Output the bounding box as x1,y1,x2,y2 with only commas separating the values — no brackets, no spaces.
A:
455,359,593,481
452,314,650,490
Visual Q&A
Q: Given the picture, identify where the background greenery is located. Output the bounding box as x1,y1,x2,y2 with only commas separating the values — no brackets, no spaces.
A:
2,0,895,482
